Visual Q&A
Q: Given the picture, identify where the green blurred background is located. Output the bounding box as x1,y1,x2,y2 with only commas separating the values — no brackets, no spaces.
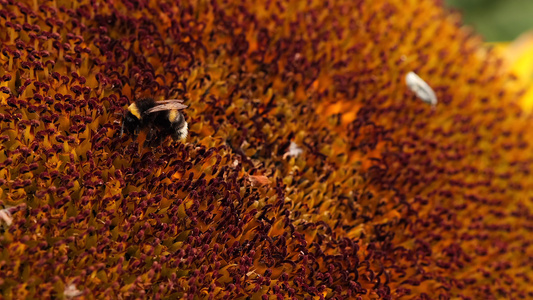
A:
446,0,533,41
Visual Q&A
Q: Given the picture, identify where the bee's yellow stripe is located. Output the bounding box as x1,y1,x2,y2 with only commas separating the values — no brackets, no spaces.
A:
128,103,142,119
168,110,178,122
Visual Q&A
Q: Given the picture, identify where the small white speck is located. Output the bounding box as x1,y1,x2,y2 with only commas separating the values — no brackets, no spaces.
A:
232,159,239,167
0,209,12,226
405,71,437,106
64,283,83,299
283,142,303,159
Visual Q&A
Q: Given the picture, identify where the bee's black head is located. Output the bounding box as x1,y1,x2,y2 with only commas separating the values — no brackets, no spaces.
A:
121,111,141,136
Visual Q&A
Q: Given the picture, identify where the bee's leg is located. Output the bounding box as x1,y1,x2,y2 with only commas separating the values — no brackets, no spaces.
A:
152,130,165,147
146,127,155,141
119,121,124,138
143,127,155,147
130,127,139,141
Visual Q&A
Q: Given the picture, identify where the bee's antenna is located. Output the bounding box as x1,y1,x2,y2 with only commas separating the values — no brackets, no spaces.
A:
118,110,125,138
120,120,124,138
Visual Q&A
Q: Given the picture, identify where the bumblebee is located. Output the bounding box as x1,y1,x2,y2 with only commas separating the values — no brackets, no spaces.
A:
121,98,188,145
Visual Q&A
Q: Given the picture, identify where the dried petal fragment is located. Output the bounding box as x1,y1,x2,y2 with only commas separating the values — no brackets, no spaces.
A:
0,209,13,226
248,175,271,186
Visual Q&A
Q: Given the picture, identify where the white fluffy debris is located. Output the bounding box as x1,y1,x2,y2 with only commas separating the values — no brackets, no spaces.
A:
283,142,303,159
405,71,437,106
64,283,83,299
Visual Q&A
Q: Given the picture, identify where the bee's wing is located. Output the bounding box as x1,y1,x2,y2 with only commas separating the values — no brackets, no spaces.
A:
155,99,185,104
145,102,188,114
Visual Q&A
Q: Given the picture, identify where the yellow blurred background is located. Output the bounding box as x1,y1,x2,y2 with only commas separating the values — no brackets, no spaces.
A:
446,0,533,109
